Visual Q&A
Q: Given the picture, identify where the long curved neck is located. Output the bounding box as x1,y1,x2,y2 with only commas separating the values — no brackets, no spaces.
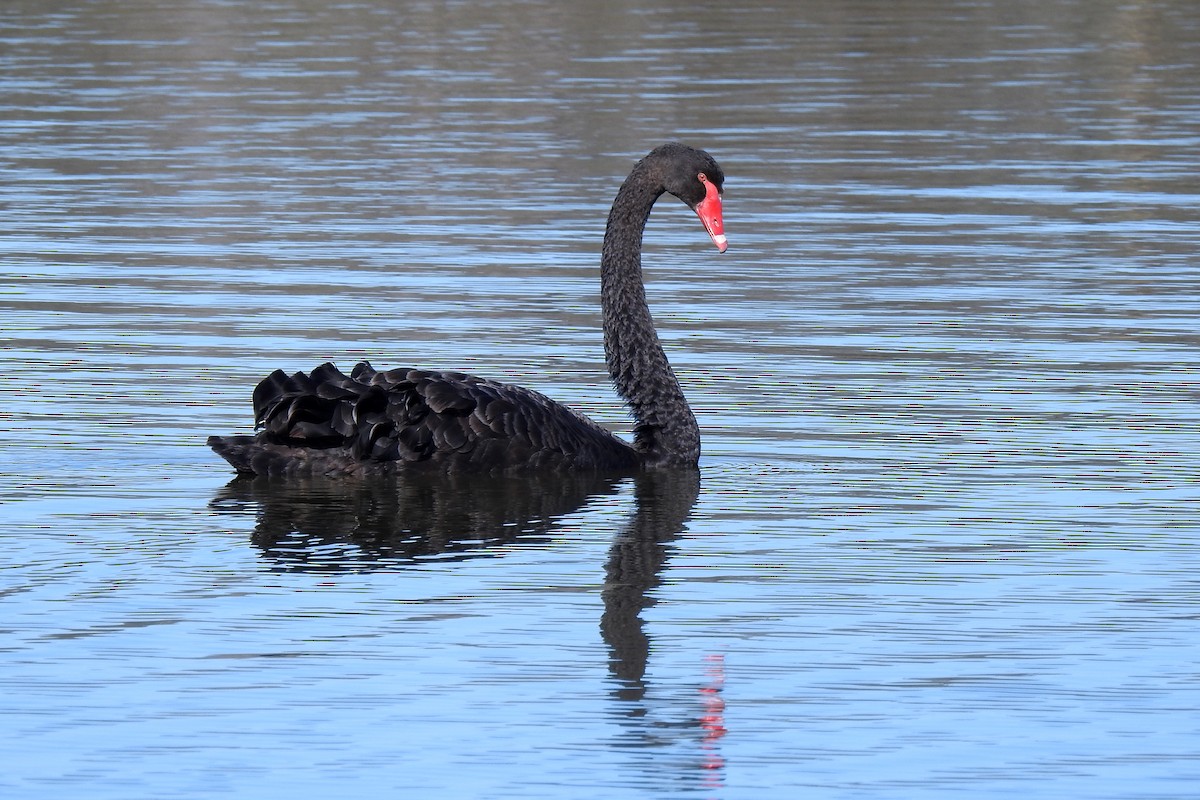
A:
601,162,700,467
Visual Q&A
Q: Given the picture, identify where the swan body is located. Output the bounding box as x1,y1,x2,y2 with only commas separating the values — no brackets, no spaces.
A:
208,143,727,476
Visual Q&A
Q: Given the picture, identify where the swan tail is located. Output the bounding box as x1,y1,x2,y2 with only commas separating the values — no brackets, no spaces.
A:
206,434,269,475
206,434,388,478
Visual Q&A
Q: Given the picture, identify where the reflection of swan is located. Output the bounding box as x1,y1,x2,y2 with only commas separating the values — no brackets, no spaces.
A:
210,471,623,571
208,143,727,477
211,468,712,785
211,469,697,685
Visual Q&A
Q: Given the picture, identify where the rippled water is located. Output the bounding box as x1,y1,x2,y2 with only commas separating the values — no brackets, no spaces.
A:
3,1,1199,797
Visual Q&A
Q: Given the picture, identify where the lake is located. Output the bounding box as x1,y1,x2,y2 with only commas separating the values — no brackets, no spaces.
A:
2,1,1198,797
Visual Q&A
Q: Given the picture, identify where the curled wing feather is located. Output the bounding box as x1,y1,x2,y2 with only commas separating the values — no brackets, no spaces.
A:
250,361,637,472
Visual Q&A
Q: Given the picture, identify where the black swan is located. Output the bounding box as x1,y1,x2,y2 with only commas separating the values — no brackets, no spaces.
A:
208,143,727,476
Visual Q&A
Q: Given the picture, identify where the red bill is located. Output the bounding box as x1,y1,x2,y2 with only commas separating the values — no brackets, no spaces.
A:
694,176,727,253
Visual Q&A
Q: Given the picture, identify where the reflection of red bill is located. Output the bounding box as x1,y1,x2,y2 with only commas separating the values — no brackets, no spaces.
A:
699,653,727,780
694,178,727,253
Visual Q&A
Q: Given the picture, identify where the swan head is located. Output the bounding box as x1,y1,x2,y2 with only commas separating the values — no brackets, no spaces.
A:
651,143,727,253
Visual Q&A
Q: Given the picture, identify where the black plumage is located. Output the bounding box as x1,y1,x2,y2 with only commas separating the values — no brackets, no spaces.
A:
208,143,727,476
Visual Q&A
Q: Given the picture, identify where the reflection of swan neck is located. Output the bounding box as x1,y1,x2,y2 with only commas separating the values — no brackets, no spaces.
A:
602,470,701,694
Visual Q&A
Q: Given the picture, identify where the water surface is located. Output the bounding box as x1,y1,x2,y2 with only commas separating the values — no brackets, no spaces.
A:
2,1,1199,798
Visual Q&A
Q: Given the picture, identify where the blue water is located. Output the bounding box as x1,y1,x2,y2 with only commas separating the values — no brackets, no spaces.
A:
2,1,1199,797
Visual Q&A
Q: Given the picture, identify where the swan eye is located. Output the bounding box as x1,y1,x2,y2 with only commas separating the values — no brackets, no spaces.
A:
697,172,708,183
